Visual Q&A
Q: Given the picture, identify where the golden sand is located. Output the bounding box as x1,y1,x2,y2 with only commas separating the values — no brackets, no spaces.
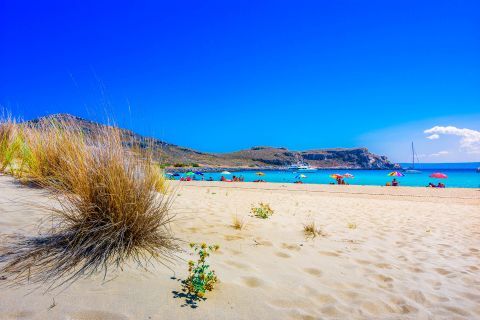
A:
0,176,479,319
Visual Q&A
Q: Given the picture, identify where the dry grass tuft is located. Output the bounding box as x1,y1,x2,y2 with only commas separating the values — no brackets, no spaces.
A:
231,215,246,230
148,164,169,194
0,119,178,289
0,117,23,174
303,221,326,238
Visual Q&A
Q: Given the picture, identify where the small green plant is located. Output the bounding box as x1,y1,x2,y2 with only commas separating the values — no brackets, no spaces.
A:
251,202,274,219
186,243,220,298
347,222,357,229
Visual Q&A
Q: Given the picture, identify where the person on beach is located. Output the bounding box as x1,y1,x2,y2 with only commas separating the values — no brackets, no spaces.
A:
392,178,399,186
427,182,436,188
220,176,226,181
437,182,445,188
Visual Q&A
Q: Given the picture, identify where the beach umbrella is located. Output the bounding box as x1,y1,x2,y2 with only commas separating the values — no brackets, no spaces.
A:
343,173,354,178
329,174,343,179
165,173,173,176
296,174,307,179
429,172,448,179
194,171,204,175
388,171,404,177
256,172,265,176
221,171,231,175
185,171,195,176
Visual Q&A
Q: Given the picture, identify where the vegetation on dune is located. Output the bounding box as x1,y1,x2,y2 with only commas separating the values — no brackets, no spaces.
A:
251,202,274,219
0,117,177,289
0,118,24,175
231,214,247,230
185,242,219,298
347,222,357,229
303,221,326,239
148,163,169,194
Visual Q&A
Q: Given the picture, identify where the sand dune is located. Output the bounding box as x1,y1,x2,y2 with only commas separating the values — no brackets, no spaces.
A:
0,176,479,319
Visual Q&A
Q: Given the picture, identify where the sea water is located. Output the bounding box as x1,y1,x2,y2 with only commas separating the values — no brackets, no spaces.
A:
187,163,480,188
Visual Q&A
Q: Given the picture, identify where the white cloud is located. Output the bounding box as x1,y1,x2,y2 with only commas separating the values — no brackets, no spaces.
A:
424,126,480,154
430,150,449,157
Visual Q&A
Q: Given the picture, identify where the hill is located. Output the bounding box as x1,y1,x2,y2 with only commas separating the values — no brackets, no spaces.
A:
25,114,397,169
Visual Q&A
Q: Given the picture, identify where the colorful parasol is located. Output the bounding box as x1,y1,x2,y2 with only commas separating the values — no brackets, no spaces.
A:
388,171,404,177
429,172,447,179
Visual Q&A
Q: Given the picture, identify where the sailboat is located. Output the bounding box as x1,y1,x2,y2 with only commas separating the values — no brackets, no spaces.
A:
404,142,422,174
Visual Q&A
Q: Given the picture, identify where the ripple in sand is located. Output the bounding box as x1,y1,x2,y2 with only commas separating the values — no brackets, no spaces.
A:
68,311,129,320
2,311,33,319
303,267,322,277
318,251,340,257
224,234,243,241
241,276,264,288
281,243,301,251
434,267,451,275
275,251,291,258
225,259,250,270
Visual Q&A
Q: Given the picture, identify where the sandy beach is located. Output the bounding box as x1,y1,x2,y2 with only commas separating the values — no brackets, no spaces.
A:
0,175,479,320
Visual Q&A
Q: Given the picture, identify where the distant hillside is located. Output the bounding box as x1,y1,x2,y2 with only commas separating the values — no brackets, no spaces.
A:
25,114,397,169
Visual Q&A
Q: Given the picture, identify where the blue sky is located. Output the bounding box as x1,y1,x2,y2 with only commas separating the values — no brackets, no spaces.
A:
1,1,479,162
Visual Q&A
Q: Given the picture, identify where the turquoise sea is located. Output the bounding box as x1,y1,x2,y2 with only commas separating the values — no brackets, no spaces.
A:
185,163,480,188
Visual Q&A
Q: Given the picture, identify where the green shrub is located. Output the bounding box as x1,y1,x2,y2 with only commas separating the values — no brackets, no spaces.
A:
173,163,186,167
185,242,219,298
251,202,274,219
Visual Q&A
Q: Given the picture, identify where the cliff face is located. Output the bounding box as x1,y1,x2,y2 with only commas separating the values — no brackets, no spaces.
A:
220,147,396,169
25,114,396,169
300,148,395,169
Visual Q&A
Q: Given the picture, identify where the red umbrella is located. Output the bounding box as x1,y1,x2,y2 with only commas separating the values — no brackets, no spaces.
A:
429,172,448,179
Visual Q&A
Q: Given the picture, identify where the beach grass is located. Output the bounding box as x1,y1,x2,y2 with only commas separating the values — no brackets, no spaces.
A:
231,214,247,230
0,118,177,289
0,117,22,174
303,221,325,238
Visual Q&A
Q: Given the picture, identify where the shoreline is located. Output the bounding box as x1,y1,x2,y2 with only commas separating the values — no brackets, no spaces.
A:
163,166,398,172
171,181,480,204
169,177,480,190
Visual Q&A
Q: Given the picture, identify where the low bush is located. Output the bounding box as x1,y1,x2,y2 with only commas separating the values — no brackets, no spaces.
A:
185,243,219,297
0,119,178,289
251,202,274,219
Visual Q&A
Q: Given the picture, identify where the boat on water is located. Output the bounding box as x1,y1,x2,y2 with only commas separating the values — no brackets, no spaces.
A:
288,163,317,172
403,142,422,174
